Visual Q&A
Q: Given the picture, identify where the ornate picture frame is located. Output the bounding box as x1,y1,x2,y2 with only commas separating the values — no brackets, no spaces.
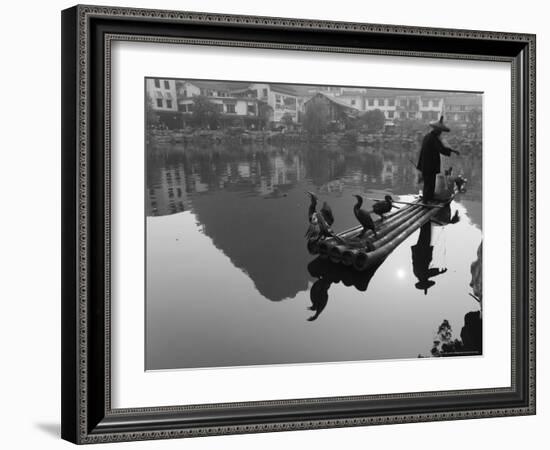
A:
61,5,536,444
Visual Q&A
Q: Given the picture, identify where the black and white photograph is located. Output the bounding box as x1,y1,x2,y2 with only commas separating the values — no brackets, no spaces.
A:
0,0,542,446
145,79,483,370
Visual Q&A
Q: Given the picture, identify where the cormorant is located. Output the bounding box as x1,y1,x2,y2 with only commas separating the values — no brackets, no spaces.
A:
454,175,467,192
306,191,335,225
306,191,318,221
372,195,397,220
353,195,377,237
305,192,343,243
305,212,321,241
320,201,334,226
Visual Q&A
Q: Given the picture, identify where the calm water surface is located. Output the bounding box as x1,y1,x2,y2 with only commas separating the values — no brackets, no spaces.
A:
145,140,482,370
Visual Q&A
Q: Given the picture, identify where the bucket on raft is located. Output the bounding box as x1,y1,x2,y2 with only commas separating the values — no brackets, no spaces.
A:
434,174,453,200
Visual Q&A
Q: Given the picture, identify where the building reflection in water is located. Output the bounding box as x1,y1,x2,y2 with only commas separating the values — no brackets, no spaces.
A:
147,165,188,216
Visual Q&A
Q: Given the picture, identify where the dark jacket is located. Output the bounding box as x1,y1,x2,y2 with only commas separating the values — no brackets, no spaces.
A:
412,224,435,282
417,131,453,175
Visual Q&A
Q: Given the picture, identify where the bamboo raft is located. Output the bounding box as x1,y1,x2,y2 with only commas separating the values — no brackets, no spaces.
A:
307,195,455,272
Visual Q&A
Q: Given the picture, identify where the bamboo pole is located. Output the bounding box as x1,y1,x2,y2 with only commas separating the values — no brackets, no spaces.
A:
353,250,369,271
341,206,424,247
328,245,344,264
367,198,445,209
372,208,431,250
367,206,424,241
351,209,433,271
335,203,422,240
341,249,355,266
313,205,423,258
363,207,442,268
307,196,452,261
344,207,422,242
334,202,413,237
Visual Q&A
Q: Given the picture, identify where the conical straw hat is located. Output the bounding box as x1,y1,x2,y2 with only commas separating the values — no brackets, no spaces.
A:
429,115,450,132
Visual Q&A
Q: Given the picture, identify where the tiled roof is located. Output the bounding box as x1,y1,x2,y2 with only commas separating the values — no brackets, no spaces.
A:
177,80,250,92
269,84,301,96
305,92,360,111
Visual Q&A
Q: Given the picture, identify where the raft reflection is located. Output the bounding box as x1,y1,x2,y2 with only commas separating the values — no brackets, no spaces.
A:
305,204,466,321
306,258,381,321
304,205,482,360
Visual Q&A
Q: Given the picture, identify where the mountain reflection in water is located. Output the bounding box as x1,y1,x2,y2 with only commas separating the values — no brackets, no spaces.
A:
146,141,482,370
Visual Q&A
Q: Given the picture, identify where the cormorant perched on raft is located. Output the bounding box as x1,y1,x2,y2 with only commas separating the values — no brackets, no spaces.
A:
307,191,317,221
454,174,467,192
353,195,377,237
320,201,334,226
372,195,397,220
305,192,343,243
306,191,334,225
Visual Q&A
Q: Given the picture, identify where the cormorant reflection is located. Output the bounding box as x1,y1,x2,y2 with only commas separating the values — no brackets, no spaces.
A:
307,278,331,321
306,258,381,321
411,223,447,294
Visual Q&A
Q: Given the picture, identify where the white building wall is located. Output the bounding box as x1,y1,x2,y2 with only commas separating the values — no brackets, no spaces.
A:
177,81,201,98
248,83,270,100
363,97,398,121
146,78,178,111
178,97,256,117
234,100,248,115
419,97,444,121
338,95,364,110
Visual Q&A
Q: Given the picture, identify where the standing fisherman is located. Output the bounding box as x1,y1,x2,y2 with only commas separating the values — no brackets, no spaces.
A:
416,116,460,201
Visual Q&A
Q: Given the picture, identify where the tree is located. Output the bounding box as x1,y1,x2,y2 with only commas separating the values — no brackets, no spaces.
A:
357,109,386,132
257,101,273,130
280,112,294,128
466,107,482,132
395,118,426,134
145,94,159,127
190,95,221,129
303,101,329,135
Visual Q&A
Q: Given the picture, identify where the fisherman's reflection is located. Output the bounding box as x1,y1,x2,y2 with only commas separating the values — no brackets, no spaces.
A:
411,223,447,294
